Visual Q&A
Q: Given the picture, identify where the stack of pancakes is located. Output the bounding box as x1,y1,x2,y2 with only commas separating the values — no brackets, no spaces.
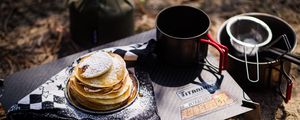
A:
67,51,136,111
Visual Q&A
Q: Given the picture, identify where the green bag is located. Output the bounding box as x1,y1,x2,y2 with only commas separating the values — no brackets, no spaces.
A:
68,0,135,48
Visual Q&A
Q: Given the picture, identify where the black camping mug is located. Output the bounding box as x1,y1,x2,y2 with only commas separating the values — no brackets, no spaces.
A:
155,5,228,74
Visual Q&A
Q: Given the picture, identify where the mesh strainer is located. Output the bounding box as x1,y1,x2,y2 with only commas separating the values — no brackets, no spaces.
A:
226,16,272,82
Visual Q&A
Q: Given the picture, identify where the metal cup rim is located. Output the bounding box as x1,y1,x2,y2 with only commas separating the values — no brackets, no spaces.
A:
155,5,211,40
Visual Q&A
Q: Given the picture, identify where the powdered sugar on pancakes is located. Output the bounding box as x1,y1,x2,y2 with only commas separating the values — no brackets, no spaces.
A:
78,51,113,78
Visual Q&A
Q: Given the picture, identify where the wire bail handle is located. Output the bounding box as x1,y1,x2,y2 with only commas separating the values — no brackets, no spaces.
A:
244,45,260,83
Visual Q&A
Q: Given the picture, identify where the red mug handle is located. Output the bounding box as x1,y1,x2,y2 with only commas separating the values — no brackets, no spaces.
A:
280,68,293,103
286,80,293,103
200,34,228,74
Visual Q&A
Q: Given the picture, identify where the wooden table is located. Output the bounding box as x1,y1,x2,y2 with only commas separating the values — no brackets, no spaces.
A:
1,29,257,119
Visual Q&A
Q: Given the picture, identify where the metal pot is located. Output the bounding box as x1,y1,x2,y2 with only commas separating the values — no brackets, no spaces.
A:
217,13,297,103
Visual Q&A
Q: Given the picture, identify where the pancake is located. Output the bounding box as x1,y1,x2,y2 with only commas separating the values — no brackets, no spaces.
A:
66,51,138,112
69,76,133,105
70,70,128,94
68,85,128,111
70,75,132,99
75,53,126,88
77,51,113,78
69,75,113,94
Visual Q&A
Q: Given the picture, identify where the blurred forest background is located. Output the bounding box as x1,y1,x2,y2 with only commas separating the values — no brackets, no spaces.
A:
0,0,300,119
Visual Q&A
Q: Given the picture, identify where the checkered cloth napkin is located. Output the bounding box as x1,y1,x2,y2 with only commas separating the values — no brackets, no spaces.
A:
8,40,160,120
